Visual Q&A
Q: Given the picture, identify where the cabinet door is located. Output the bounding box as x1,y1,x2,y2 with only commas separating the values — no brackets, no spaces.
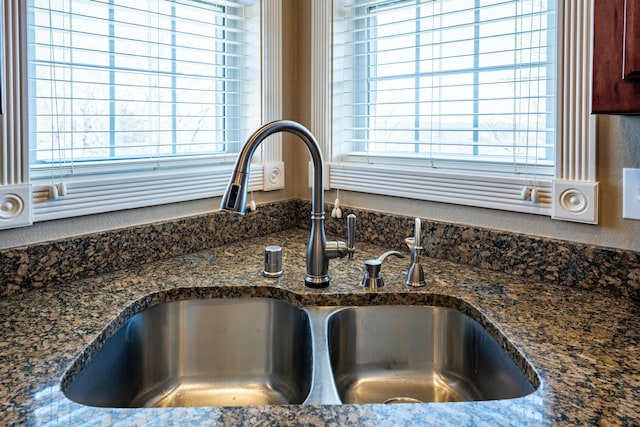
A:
592,0,640,114
624,0,640,80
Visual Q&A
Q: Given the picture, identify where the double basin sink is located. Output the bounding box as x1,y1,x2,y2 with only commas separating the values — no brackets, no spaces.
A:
63,298,538,407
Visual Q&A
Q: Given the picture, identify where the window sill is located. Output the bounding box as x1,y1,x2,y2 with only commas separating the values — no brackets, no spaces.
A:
30,164,265,222
329,161,553,215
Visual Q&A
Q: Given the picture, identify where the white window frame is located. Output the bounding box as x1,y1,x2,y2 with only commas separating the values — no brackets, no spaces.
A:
0,0,285,228
311,0,599,224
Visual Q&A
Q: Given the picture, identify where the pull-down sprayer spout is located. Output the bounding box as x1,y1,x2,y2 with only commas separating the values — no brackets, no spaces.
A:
221,120,353,288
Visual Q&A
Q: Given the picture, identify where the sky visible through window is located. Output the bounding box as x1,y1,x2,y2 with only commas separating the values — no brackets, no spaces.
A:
29,0,255,165
344,0,555,168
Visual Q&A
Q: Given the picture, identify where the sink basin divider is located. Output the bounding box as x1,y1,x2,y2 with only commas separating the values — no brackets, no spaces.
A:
303,307,343,405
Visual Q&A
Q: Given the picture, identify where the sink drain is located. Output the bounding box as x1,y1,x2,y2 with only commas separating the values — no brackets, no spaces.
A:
383,397,423,404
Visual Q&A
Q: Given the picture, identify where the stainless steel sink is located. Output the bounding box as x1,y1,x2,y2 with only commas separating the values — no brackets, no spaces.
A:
63,298,313,407
63,298,538,408
327,306,536,404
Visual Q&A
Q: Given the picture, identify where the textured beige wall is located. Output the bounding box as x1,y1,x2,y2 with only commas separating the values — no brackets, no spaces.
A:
281,0,311,201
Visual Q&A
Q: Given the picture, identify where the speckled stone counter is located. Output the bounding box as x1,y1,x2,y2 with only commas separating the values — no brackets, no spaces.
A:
3,200,639,301
1,228,638,426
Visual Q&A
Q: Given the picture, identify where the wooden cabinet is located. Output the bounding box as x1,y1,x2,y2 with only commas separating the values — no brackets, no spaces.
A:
592,0,640,114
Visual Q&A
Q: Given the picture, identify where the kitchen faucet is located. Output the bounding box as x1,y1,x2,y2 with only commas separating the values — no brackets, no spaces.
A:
220,120,355,288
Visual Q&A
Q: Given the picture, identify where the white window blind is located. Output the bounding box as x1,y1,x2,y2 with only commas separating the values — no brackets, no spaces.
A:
329,0,564,214
29,0,260,174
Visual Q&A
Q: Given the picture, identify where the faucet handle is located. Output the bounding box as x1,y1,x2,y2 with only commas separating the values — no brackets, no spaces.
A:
406,218,426,287
347,214,356,259
412,218,422,253
325,213,357,260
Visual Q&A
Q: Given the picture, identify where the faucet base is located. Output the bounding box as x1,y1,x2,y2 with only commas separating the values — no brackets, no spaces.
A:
305,275,331,288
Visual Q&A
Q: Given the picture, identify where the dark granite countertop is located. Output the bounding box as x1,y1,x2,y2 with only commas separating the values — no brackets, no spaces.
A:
1,228,639,426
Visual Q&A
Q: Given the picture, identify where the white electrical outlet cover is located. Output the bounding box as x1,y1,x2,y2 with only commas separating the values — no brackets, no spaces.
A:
623,168,640,220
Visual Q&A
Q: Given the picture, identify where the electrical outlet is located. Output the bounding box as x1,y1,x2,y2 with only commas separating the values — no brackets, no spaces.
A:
623,168,640,220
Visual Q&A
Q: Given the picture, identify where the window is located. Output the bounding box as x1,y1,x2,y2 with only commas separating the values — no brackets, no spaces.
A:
26,0,263,219
318,0,597,222
338,0,555,173
29,0,254,170
0,0,283,228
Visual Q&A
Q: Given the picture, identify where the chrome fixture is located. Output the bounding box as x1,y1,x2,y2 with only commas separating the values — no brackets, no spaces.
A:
220,120,355,287
405,218,426,287
263,245,283,278
345,213,356,259
361,250,404,289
